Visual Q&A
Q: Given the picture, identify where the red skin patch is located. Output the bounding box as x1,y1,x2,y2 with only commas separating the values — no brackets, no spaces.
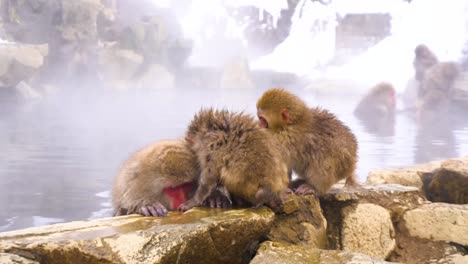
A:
163,182,194,210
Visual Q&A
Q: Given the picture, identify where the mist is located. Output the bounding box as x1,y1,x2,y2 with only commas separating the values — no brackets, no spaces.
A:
1,0,468,232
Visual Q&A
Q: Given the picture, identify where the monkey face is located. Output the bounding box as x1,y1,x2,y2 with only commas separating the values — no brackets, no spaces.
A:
257,108,289,130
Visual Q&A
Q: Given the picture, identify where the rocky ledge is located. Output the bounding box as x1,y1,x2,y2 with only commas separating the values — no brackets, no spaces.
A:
1,158,467,264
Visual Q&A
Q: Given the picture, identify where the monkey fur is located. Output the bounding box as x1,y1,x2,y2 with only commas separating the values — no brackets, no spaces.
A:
178,108,290,212
257,88,358,195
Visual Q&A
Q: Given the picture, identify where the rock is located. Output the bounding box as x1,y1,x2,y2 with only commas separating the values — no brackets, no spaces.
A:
390,231,466,264
367,157,468,204
137,64,175,90
0,253,39,264
250,241,396,264
58,0,104,42
341,203,395,259
97,45,143,90
1,0,62,43
321,184,424,261
268,195,327,248
0,43,48,88
366,160,442,189
434,254,468,264
0,207,274,264
401,203,468,246
220,56,254,89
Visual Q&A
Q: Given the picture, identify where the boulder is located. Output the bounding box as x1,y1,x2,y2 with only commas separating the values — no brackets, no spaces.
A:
340,203,395,259
268,195,327,248
250,241,396,264
0,43,48,89
401,203,468,246
321,184,424,260
0,207,274,264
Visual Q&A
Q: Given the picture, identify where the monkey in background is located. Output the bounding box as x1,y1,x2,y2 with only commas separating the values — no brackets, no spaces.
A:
354,82,396,136
413,44,439,82
418,62,461,119
112,139,230,217
256,88,358,196
178,108,290,212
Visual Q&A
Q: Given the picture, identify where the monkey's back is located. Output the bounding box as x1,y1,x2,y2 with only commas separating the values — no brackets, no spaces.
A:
286,108,358,191
112,139,199,213
193,111,289,203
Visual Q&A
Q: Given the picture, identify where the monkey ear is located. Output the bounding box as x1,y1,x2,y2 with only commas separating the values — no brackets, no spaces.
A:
281,109,291,123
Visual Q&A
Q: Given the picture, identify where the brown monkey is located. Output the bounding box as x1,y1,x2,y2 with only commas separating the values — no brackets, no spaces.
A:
112,139,231,217
418,62,461,118
178,108,290,212
413,44,439,82
354,82,396,117
256,88,358,195
354,82,396,136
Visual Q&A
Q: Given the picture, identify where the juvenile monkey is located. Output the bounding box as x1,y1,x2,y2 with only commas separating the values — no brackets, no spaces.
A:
178,109,290,212
413,44,439,82
112,139,231,217
256,88,358,195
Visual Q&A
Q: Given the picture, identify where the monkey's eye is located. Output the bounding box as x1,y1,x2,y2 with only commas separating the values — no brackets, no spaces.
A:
258,116,269,128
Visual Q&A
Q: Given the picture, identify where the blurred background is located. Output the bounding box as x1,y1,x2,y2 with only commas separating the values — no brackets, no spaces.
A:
1,0,467,231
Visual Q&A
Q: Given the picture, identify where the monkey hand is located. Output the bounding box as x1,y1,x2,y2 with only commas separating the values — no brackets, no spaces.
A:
139,202,168,217
177,199,198,212
295,184,318,196
202,188,232,208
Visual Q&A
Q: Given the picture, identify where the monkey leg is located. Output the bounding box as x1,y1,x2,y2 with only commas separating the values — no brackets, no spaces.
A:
139,202,168,217
178,169,218,212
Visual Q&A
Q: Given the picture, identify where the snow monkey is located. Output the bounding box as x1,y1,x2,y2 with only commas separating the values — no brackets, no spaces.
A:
112,139,230,217
256,88,358,195
178,108,290,212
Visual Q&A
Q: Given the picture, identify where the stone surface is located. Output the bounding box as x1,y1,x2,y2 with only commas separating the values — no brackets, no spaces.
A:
401,203,468,246
367,157,468,204
268,195,327,248
0,43,48,87
0,253,39,264
0,207,274,264
341,203,395,259
250,241,396,264
321,184,425,261
366,160,442,188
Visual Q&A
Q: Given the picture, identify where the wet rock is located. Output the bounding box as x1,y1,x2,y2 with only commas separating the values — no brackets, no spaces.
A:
268,195,327,248
0,43,48,89
340,203,395,259
0,207,274,264
401,203,468,246
250,241,396,264
136,64,175,90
